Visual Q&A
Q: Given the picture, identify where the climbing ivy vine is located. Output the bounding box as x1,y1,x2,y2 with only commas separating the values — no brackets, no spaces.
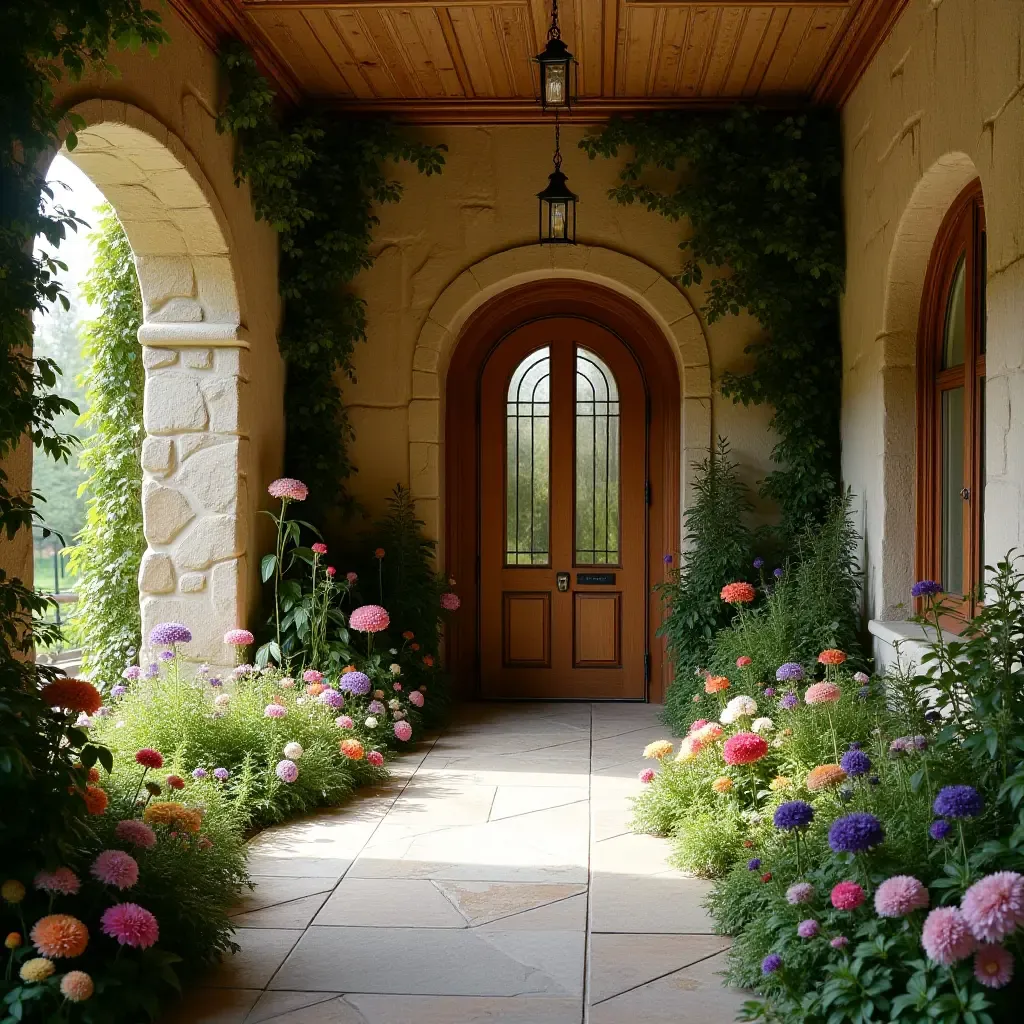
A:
67,208,145,684
581,107,844,533
216,45,446,516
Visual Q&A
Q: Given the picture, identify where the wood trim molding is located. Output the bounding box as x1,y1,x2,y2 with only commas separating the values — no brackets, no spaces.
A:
813,0,911,107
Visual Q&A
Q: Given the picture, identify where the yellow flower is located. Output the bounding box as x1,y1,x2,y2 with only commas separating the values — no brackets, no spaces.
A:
5,932,22,950
20,958,55,983
769,776,792,792
711,776,733,794
643,740,674,760
1,879,26,904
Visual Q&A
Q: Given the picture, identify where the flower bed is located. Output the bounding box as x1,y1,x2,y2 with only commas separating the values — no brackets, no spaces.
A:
636,558,1024,1020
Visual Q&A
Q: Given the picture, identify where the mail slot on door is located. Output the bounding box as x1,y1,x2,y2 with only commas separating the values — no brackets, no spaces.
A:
576,573,616,585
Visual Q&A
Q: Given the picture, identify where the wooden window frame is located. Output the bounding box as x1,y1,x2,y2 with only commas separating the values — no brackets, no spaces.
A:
915,180,986,622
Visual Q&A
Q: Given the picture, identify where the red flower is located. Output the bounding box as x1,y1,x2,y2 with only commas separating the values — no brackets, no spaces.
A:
722,732,769,766
761,873,773,883
374,548,385,559
423,655,434,668
41,679,102,716
402,631,414,640
411,643,420,651
165,775,185,791
720,582,756,604
135,749,163,770
818,648,847,666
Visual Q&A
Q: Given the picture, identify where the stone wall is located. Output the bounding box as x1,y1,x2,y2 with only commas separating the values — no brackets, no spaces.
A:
349,123,778,550
840,0,1024,636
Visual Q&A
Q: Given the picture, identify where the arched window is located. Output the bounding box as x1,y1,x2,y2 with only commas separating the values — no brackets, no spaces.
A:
916,182,986,617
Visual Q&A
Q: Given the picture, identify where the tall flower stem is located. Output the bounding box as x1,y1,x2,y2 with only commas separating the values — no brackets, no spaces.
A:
825,707,839,763
273,498,290,661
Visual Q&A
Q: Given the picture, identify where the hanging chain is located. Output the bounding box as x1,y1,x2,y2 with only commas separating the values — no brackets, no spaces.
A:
553,114,562,169
548,0,560,40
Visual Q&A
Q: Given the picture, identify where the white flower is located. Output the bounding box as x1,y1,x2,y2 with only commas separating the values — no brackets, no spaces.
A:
389,649,398,655
853,671,870,684
116,720,126,729
296,697,307,705
214,694,230,707
283,742,304,760
721,694,757,724
771,736,785,748
389,663,402,675
280,677,295,688
751,717,775,734
365,716,378,728
388,699,400,710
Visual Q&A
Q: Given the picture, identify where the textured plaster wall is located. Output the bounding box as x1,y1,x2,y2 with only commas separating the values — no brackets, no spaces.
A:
841,0,1024,626
349,123,776,541
20,7,283,664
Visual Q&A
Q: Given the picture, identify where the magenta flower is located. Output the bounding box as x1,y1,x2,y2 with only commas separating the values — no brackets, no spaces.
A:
961,872,1024,942
367,751,385,767
974,943,1014,989
267,478,308,501
440,593,461,611
100,903,159,949
91,850,139,890
349,605,390,633
311,543,328,555
394,720,413,742
874,876,929,918
302,669,323,685
639,768,656,784
831,881,865,910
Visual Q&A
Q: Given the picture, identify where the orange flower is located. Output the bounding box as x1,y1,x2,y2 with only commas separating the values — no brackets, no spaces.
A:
341,665,356,674
423,655,434,668
81,786,108,816
340,739,365,760
30,915,88,958
5,932,21,950
643,740,674,760
402,631,414,640
374,548,385,559
720,582,756,604
144,802,203,833
806,764,847,792
411,643,420,651
40,679,102,716
711,776,733,794
704,675,730,694
818,649,847,666
306,683,326,697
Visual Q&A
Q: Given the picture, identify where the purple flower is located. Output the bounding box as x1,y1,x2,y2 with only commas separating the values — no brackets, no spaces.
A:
797,919,819,939
111,685,127,698
828,812,885,853
318,689,345,709
857,686,871,699
763,687,776,697
840,750,871,777
934,785,984,820
368,700,385,715
780,692,799,710
748,858,761,871
761,954,782,975
213,768,230,781
339,671,371,696
663,554,673,565
209,677,223,687
753,557,765,569
773,568,784,580
143,663,159,679
831,936,849,949
149,622,192,646
911,735,928,751
776,663,804,683
275,759,299,783
930,819,952,840
911,580,943,599
122,666,140,680
159,650,175,662
774,801,814,831
191,767,207,780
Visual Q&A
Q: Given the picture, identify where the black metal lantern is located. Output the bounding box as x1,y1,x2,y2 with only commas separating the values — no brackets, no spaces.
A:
534,0,576,111
537,127,577,245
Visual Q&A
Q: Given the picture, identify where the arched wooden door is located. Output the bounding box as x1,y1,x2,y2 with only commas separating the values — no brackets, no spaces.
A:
479,317,647,699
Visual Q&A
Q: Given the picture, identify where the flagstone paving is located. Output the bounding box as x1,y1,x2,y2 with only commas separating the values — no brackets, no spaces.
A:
165,703,748,1023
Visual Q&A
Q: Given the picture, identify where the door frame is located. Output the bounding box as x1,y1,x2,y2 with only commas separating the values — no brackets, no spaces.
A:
445,279,681,702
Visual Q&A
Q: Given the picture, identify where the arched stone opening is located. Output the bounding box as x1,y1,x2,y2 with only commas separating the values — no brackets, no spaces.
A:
58,101,248,666
875,153,980,618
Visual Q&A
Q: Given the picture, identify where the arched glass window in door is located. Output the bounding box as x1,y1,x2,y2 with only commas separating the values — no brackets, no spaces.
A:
506,347,550,565
918,182,986,619
575,348,620,565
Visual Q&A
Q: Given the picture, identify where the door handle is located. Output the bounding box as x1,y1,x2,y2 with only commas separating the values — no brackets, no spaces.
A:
556,572,570,592
960,487,970,501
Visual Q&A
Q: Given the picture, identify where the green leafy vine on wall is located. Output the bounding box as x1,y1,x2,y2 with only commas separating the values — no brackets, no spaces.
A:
67,207,145,683
216,45,446,517
581,107,845,533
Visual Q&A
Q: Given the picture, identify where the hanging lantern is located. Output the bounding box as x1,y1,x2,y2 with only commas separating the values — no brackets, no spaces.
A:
537,125,577,245
534,0,576,112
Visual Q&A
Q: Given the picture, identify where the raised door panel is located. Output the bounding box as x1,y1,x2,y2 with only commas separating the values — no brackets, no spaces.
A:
573,592,620,667
504,592,551,667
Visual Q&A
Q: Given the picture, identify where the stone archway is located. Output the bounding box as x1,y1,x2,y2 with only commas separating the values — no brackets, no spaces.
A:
407,244,712,560
61,101,248,666
875,152,980,618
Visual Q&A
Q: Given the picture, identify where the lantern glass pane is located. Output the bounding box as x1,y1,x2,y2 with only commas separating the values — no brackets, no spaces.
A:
545,64,567,106
550,201,567,239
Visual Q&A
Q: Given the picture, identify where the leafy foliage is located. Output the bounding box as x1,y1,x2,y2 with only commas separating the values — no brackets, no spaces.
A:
216,46,446,517
67,208,145,685
581,107,845,532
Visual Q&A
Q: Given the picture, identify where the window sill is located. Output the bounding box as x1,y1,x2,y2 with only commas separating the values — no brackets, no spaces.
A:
867,619,959,673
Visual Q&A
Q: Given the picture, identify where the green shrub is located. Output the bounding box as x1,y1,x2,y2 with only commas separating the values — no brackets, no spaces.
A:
671,808,747,878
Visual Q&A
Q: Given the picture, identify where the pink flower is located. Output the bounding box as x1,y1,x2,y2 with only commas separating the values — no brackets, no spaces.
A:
805,682,842,705
408,690,424,708
267,478,308,501
722,732,769,765
830,935,849,949
922,906,977,964
264,704,288,719
349,605,390,633
223,629,254,646
367,751,384,767
135,748,163,770
311,543,328,555
797,919,819,939
90,850,139,890
394,720,413,742
961,872,1024,942
275,760,299,783
639,768,656,784
736,656,752,668
786,882,814,905
831,881,866,910
303,669,323,684
336,715,355,729
874,875,929,918
440,592,461,612
346,571,358,583
114,820,157,850
326,566,336,577
100,903,159,949
33,868,80,896
973,943,1014,989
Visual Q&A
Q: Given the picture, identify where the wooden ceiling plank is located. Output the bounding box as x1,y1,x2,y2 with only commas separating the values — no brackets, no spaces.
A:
603,0,619,95
304,8,377,97
353,8,423,96
621,6,658,97
781,5,846,91
701,4,748,96
412,7,465,96
437,8,477,98
447,7,500,97
247,8,352,96
379,9,446,97
758,3,815,93
677,4,718,97
326,10,403,97
720,5,767,93
576,0,603,97
649,7,688,97
500,6,540,96
741,5,789,95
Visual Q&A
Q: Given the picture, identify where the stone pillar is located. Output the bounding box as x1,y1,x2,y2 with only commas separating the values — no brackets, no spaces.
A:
137,323,248,667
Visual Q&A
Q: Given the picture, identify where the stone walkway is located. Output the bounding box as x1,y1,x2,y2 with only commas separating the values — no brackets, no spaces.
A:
168,702,747,1023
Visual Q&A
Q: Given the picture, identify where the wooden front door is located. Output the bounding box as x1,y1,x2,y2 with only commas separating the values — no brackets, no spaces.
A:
480,318,647,699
